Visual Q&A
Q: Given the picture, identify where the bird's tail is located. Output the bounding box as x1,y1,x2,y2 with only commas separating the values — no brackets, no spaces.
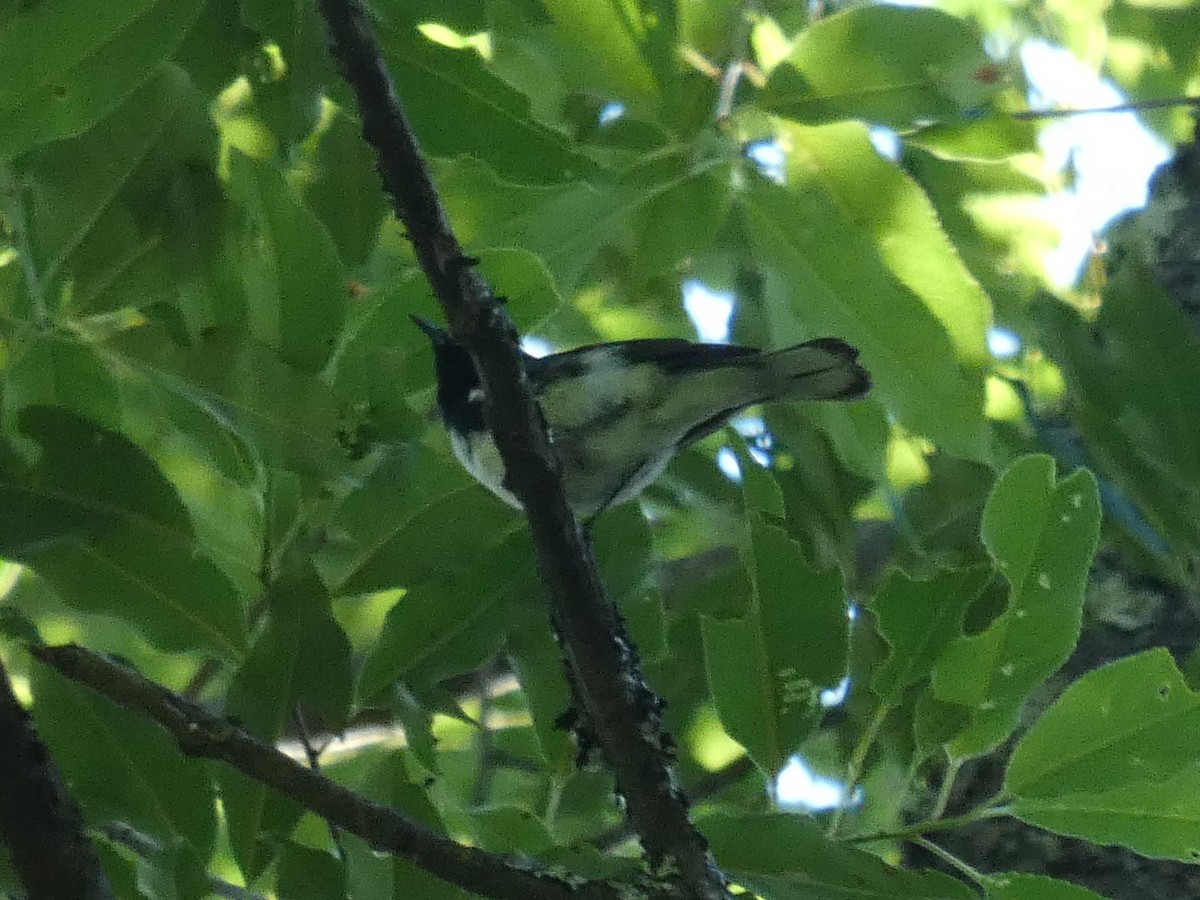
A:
758,338,870,402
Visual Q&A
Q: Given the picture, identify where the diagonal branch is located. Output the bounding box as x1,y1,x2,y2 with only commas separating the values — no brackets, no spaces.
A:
315,1,730,896
31,643,621,900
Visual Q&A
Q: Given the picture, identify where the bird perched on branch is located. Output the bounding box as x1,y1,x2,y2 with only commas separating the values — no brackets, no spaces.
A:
413,316,870,518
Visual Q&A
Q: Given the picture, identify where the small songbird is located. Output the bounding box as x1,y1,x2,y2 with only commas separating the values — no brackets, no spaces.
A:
413,316,870,518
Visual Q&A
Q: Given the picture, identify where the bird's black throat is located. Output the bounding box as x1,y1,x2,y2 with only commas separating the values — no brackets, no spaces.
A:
429,337,486,436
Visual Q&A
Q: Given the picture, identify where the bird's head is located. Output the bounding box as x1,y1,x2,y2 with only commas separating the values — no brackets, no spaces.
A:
411,315,480,424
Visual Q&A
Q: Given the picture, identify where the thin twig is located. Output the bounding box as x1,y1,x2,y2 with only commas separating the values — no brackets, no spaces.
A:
1011,96,1200,120
315,2,729,897
292,706,348,862
472,658,500,807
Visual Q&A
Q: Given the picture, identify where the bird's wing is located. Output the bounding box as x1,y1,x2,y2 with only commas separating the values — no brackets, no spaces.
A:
526,339,761,385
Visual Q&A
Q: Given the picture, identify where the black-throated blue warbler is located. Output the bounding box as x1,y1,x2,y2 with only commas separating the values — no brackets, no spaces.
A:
413,316,870,518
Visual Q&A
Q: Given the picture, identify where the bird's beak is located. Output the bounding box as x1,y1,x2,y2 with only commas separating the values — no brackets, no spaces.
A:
410,314,449,345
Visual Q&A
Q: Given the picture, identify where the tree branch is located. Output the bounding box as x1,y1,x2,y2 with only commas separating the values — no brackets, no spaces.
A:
315,2,730,897
0,654,115,900
30,644,621,900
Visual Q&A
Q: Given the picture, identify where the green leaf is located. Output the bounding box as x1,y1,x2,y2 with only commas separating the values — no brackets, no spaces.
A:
218,578,350,880
702,812,974,898
436,150,728,295
318,459,518,597
760,6,993,129
507,617,572,770
112,327,347,481
105,337,259,487
1008,649,1200,799
470,806,555,854
344,751,471,900
277,844,348,900
1035,263,1200,567
702,516,847,773
15,66,213,306
218,571,351,879
18,404,193,530
590,502,655,602
0,599,42,646
906,147,1051,319
136,838,211,900
870,566,990,707
987,873,1110,900
743,176,986,458
226,150,346,373
0,0,202,159
913,691,972,759
371,16,596,185
737,447,785,518
908,113,1041,161
780,121,993,372
676,561,753,619
767,407,879,571
300,107,388,269
357,530,540,702
539,0,660,106
31,660,217,861
172,0,256,96
330,274,434,443
258,572,354,731
94,838,152,900
3,331,123,432
0,406,247,657
240,0,330,144
1011,762,1200,863
626,140,734,274
387,685,439,773
932,455,1101,758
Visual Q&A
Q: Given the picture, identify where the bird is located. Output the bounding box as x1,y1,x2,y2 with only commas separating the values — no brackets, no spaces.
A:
412,316,870,518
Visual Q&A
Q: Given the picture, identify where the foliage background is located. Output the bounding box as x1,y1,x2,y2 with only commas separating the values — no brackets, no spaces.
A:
2,0,1200,897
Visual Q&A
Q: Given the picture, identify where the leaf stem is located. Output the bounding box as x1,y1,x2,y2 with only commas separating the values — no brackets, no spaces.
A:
845,801,1011,846
930,754,962,820
828,702,889,836
912,836,991,890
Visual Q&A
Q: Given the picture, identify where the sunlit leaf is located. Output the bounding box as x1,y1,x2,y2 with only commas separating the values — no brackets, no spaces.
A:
742,176,987,457
760,6,993,129
933,455,1100,758
703,516,847,773
781,120,993,372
